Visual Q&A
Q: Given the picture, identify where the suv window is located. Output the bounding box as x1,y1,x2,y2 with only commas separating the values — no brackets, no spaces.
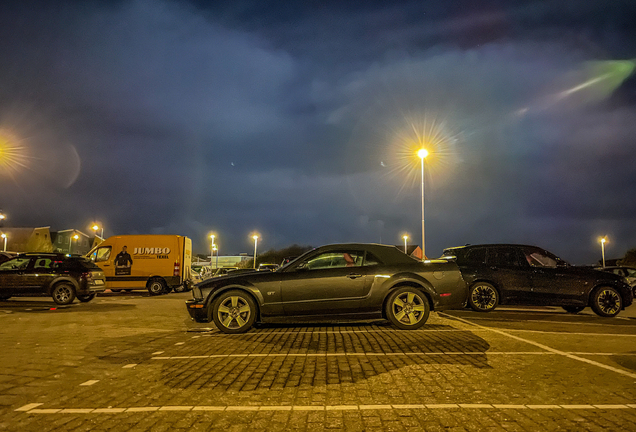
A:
487,247,525,267
465,248,487,265
524,249,557,268
0,257,32,271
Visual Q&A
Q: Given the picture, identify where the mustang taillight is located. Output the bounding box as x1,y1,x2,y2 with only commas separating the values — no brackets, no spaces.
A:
174,262,180,276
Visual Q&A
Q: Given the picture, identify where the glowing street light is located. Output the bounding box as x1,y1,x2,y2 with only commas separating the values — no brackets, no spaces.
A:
403,235,408,254
253,235,259,269
417,148,429,260
91,224,104,239
209,234,215,270
1,233,6,252
600,236,608,268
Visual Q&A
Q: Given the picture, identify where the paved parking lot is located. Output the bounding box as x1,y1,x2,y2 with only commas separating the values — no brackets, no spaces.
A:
1,291,636,431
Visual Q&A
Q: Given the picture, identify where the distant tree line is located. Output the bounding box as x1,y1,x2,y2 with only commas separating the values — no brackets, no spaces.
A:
238,244,314,269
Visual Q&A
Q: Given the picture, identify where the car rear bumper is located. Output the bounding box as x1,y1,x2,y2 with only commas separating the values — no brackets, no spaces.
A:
186,299,209,322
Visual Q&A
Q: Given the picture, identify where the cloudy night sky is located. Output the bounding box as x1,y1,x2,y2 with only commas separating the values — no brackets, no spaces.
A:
1,0,635,263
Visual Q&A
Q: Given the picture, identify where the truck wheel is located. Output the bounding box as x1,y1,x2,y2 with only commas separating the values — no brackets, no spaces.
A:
147,278,167,296
52,283,76,305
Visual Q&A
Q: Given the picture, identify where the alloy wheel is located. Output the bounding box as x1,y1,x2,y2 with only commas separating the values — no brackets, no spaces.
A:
390,291,427,326
596,289,621,316
54,286,72,303
217,295,252,330
471,285,497,310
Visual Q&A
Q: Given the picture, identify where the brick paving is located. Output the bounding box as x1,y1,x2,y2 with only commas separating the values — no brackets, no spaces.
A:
1,293,636,431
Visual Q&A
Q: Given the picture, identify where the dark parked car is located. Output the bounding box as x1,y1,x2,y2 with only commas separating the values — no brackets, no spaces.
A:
442,244,633,317
0,253,106,305
595,266,636,297
0,251,17,265
186,243,467,333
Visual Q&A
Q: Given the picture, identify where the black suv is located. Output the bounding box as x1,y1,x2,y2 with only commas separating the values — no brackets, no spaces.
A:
0,253,106,305
442,244,633,317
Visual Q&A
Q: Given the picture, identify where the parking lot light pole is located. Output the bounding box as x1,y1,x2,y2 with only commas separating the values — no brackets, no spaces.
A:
403,235,408,254
213,245,218,269
253,235,259,269
600,237,607,268
210,235,215,270
417,149,429,261
1,233,6,252
92,224,104,239
69,234,79,255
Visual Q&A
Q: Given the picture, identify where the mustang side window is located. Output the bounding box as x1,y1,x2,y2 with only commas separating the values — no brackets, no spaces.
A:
305,252,363,270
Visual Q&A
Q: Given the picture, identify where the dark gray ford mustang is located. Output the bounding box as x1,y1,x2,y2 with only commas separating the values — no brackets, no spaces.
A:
186,243,467,333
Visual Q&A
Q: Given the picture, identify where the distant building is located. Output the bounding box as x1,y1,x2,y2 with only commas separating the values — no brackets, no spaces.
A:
396,245,425,260
51,229,93,255
0,227,54,253
193,254,251,269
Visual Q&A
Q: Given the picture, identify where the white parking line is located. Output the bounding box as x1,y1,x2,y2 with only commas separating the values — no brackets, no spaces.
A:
507,329,636,337
18,403,636,414
440,313,636,379
79,380,99,386
122,364,137,369
151,351,562,360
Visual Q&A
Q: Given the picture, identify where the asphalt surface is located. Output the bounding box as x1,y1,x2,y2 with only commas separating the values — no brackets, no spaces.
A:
1,290,635,431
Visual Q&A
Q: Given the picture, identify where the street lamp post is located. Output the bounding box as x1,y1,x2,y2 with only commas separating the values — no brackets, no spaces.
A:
69,234,79,255
92,224,104,239
213,244,219,269
210,235,215,270
1,233,6,252
253,235,259,269
403,235,408,254
600,237,607,268
417,149,429,261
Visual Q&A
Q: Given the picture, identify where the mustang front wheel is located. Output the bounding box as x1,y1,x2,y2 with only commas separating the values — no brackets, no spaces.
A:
468,282,499,312
212,290,257,334
591,286,622,317
385,287,430,330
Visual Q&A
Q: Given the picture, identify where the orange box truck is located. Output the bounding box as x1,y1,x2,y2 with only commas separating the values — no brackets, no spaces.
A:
87,235,193,295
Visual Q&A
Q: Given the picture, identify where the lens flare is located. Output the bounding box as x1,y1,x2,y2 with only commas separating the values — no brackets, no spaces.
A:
0,129,30,180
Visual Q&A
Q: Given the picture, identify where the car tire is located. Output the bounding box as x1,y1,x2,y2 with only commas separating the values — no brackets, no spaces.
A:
590,286,622,317
147,278,167,296
385,287,430,330
211,290,257,334
52,283,76,305
562,306,585,314
77,293,96,302
110,289,122,293
468,282,499,312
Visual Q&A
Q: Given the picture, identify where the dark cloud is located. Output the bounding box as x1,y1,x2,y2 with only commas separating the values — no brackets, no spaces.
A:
0,0,635,263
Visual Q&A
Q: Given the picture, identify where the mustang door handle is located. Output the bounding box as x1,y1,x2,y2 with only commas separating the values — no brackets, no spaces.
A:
347,273,363,279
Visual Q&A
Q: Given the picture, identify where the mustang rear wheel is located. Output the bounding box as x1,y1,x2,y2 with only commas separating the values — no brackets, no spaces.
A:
591,286,622,317
385,287,430,330
52,283,76,305
468,282,499,312
212,290,257,334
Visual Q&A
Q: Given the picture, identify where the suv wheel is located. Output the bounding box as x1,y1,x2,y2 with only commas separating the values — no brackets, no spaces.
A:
591,286,622,317
52,283,76,305
468,282,499,312
77,293,96,302
147,278,167,295
212,290,257,334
